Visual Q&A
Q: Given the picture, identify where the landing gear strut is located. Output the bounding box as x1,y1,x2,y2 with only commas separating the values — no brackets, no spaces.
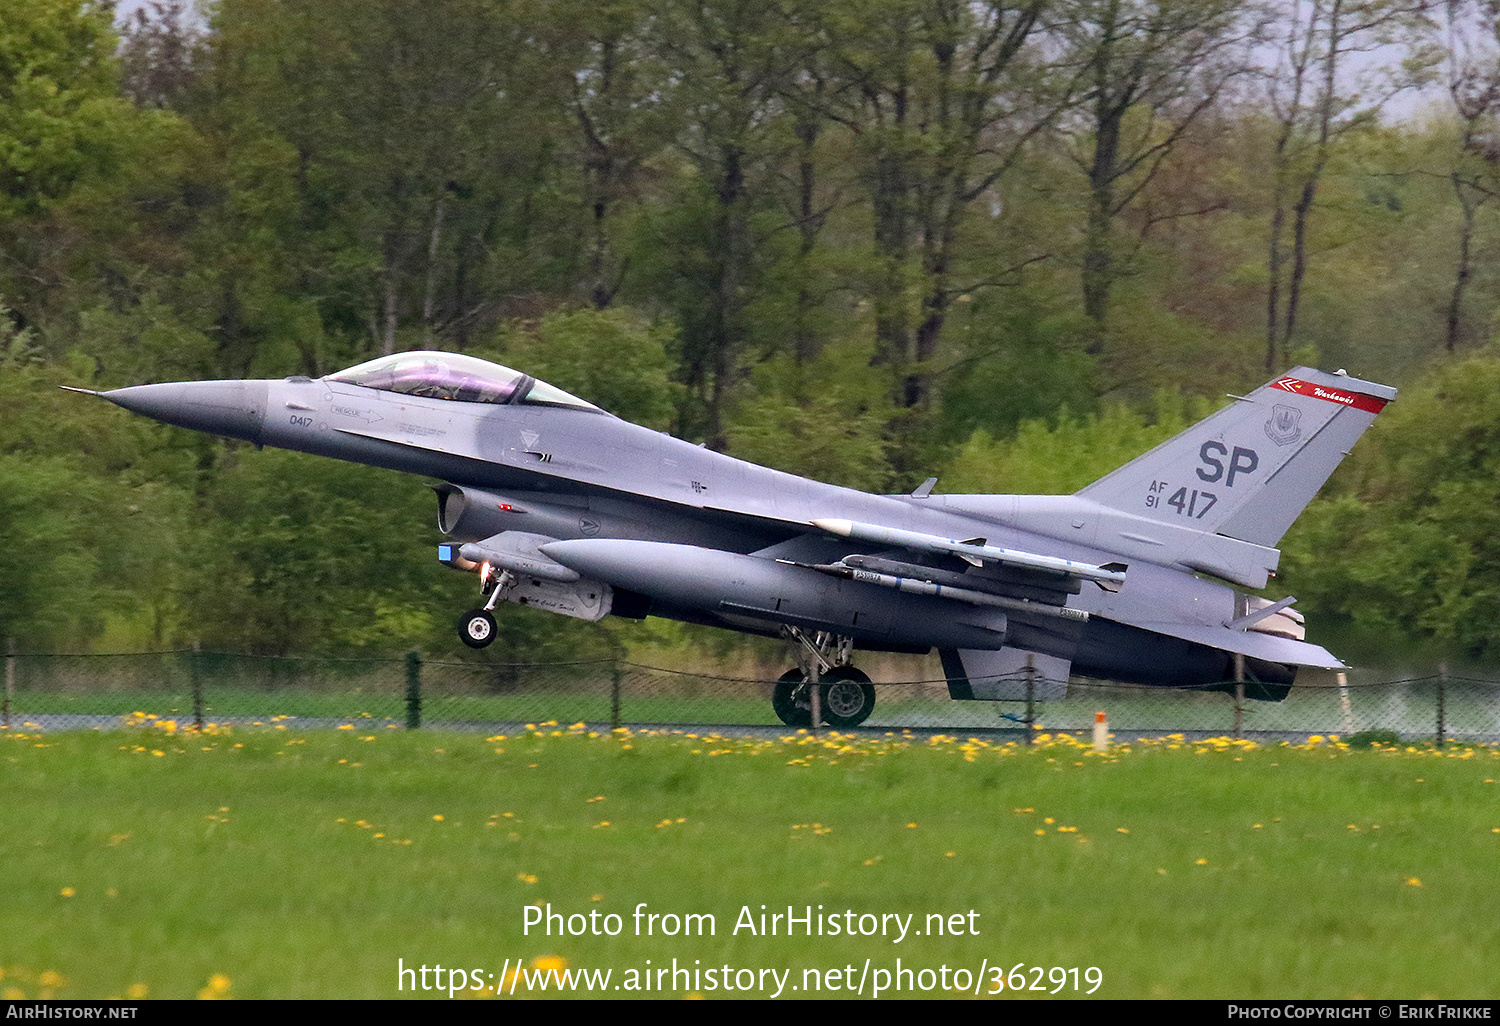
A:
772,628,876,728
458,566,512,649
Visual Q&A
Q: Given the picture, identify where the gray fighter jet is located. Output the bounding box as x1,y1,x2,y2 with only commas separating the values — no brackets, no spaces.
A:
75,354,1395,727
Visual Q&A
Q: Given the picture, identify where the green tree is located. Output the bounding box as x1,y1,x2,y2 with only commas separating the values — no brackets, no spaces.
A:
826,1,1054,399
0,0,196,361
0,328,201,648
942,388,1217,494
644,0,804,448
1260,0,1439,371
724,344,896,490
491,307,681,430
179,449,455,654
1056,0,1248,348
0,0,125,219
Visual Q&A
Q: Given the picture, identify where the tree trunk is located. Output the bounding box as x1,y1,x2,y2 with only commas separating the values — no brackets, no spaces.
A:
792,111,823,368
1447,177,1477,352
1082,105,1121,346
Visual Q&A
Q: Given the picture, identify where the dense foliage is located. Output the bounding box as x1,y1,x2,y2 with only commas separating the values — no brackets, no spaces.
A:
3,0,1500,660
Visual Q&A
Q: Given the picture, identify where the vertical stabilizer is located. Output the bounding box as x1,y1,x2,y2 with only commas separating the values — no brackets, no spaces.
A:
1077,369,1395,548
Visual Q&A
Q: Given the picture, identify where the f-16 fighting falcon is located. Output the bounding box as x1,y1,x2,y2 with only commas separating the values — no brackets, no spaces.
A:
72,353,1395,727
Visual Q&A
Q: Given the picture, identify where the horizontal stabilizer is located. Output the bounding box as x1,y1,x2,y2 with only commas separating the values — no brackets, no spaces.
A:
1102,612,1344,669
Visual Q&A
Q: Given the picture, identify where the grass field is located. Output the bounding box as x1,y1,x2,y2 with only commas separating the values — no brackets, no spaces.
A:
3,721,1498,1000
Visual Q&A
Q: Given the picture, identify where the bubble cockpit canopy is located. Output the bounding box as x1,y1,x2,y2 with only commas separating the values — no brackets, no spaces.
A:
327,351,604,413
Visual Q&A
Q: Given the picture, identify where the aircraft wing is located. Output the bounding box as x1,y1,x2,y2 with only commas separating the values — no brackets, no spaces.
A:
1101,609,1346,669
752,517,1126,631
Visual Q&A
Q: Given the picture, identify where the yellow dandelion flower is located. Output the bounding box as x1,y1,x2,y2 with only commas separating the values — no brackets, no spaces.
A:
197,974,232,1000
125,984,149,999
1405,877,1422,887
532,955,568,972
59,887,75,898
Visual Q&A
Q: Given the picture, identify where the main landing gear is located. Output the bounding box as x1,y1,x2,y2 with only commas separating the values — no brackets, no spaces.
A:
773,627,876,728
459,566,513,649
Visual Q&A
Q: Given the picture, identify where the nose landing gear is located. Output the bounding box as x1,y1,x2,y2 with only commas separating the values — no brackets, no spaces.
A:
458,565,512,649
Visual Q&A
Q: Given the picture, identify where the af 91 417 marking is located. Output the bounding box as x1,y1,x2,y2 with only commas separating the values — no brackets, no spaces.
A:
1145,481,1218,519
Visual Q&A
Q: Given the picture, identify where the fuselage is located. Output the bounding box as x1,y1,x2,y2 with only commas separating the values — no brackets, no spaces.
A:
94,354,1402,708
100,372,1253,685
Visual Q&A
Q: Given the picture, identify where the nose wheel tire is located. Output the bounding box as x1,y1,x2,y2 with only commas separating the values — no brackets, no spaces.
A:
820,666,876,727
459,609,497,648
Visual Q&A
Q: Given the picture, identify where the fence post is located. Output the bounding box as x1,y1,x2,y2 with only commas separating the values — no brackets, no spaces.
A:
1233,653,1245,741
1436,662,1447,749
1231,595,1246,740
3,637,13,729
1337,671,1353,737
809,660,821,735
610,661,623,731
191,641,204,730
1023,653,1036,746
405,651,422,729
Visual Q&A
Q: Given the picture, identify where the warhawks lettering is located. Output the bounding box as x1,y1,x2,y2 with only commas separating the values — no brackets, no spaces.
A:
1269,376,1389,414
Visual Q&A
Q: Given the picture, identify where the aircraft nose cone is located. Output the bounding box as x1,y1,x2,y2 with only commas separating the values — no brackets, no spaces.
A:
101,380,268,443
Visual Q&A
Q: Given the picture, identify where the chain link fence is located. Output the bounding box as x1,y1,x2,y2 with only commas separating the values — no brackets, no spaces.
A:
4,649,1499,744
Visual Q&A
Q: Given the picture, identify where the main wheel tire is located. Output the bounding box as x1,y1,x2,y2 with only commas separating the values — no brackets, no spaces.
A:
820,666,876,727
459,609,497,648
772,669,813,727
